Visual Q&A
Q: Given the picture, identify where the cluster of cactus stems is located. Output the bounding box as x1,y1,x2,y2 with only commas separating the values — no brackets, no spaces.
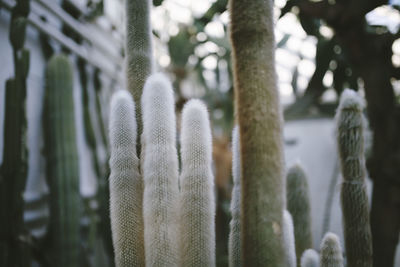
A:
0,0,30,266
109,74,215,266
107,0,376,266
43,54,81,267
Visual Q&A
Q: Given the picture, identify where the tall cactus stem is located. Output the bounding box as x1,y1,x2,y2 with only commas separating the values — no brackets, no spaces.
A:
286,162,313,264
141,73,179,266
125,0,154,153
229,0,285,264
228,126,241,267
336,89,373,267
43,54,80,267
179,99,215,266
320,232,344,267
301,249,320,267
109,90,145,266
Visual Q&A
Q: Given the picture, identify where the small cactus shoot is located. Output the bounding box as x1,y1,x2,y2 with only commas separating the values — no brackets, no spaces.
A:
320,232,344,267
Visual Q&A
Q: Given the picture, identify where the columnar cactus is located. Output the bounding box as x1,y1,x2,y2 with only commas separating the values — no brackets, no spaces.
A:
125,0,154,146
179,99,215,266
141,73,180,266
43,54,80,267
229,0,285,264
336,89,372,267
228,126,241,267
109,90,145,266
286,163,313,264
320,233,344,267
0,1,30,265
283,210,297,267
301,249,320,267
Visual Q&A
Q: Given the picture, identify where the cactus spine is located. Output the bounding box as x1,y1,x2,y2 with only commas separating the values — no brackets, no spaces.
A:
43,54,80,267
141,73,179,266
320,233,344,267
301,249,320,267
125,0,154,148
286,163,313,264
336,89,372,267
109,90,145,266
283,210,297,267
228,126,241,267
229,0,285,264
179,99,215,266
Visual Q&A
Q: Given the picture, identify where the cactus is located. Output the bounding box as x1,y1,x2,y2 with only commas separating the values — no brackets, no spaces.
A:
228,126,241,267
283,210,297,267
229,0,285,264
320,233,344,267
109,90,145,266
179,99,215,266
0,1,30,266
286,163,313,264
336,89,372,267
125,0,154,150
43,54,80,267
141,73,180,266
301,249,320,267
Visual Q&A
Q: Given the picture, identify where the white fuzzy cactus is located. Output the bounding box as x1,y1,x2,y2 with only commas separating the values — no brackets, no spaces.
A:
301,249,320,267
109,90,145,267
179,99,215,266
320,233,344,267
228,126,241,267
283,210,297,267
141,73,180,266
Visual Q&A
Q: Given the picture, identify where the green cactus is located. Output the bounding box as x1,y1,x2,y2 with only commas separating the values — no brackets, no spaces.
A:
125,0,154,152
229,0,285,265
336,89,373,267
286,163,313,264
0,1,30,266
320,232,344,267
43,54,80,267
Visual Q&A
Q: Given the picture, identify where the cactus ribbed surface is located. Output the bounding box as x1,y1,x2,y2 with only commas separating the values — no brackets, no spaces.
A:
109,90,145,267
286,163,313,264
179,99,215,266
336,89,372,267
125,0,154,147
320,233,344,267
141,73,179,266
43,54,80,267
301,249,320,267
228,126,241,267
283,210,296,267
229,0,285,264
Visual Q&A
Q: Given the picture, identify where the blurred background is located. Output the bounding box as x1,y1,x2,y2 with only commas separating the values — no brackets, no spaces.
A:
0,0,400,266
